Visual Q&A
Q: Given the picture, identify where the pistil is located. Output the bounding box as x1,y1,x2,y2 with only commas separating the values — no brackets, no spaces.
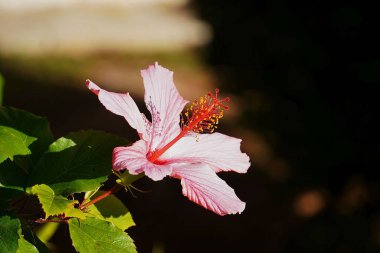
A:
147,89,229,163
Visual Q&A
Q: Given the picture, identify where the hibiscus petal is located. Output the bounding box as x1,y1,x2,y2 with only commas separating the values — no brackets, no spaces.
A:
160,132,250,173
141,63,188,150
86,80,149,140
143,163,173,181
113,140,172,181
172,163,246,216
113,140,147,173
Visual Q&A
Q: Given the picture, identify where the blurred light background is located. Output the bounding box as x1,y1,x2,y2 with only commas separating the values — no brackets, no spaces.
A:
0,0,379,253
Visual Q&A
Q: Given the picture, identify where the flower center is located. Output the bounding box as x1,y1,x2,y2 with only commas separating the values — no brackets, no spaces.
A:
147,89,229,163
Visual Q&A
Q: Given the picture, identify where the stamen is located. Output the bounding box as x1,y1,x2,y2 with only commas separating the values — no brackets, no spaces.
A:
182,88,229,134
147,89,229,163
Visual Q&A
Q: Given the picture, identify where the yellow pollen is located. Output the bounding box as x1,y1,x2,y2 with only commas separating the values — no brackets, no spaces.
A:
181,88,229,134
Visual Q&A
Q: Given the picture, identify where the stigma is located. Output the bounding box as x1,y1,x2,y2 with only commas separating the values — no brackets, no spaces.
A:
148,89,229,163
181,89,229,133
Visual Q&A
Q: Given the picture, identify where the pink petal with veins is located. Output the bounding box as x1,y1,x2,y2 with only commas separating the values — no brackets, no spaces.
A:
143,163,173,181
113,140,172,181
172,163,246,216
141,62,188,151
161,132,250,173
86,80,149,140
113,140,147,173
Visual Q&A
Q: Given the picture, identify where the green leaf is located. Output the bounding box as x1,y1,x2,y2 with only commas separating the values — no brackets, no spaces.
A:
35,222,59,244
69,218,137,253
28,130,128,195
48,137,76,152
0,126,37,164
0,106,54,158
31,184,85,219
0,215,21,253
66,207,86,219
85,191,135,231
22,226,50,253
0,106,54,190
16,236,38,253
0,214,47,253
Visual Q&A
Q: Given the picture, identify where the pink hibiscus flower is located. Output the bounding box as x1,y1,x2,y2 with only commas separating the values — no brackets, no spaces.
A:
86,63,250,216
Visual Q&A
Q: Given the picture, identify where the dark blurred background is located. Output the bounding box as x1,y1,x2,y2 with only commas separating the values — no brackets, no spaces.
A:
0,0,379,252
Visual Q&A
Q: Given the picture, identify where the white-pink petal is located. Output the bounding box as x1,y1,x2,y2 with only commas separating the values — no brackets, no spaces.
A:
143,163,173,181
86,80,149,140
171,163,246,216
160,132,250,173
141,63,188,151
113,140,172,181
113,140,148,173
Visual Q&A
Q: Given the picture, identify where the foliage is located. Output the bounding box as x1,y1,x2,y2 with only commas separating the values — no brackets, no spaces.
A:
0,126,36,164
69,218,137,253
28,130,128,195
85,191,135,231
0,215,20,253
0,105,139,252
31,184,85,219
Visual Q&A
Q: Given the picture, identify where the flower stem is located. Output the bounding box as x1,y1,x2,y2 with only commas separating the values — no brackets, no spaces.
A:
79,184,123,210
